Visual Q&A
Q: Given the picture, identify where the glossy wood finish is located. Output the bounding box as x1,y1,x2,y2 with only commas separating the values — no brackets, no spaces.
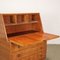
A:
9,32,59,46
0,13,59,60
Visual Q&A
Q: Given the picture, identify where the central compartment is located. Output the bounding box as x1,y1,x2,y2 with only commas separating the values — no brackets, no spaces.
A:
7,30,38,37
3,13,41,38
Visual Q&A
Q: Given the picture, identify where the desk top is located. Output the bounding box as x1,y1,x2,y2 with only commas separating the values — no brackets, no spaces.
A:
9,32,59,46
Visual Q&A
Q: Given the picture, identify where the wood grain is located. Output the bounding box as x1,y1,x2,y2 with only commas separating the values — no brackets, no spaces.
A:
0,13,59,60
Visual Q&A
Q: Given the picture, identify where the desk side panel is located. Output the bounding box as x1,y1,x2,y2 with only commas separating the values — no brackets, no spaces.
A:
0,14,10,60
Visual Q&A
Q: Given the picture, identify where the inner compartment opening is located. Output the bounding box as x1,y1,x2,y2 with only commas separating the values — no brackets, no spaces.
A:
7,30,38,37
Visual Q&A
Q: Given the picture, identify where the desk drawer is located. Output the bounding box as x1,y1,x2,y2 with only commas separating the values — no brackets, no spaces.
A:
16,52,43,60
11,40,47,52
11,41,47,60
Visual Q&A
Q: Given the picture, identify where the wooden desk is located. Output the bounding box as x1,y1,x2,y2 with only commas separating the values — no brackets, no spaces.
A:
0,13,59,60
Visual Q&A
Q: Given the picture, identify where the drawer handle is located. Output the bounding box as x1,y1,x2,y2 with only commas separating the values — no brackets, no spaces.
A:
17,54,21,57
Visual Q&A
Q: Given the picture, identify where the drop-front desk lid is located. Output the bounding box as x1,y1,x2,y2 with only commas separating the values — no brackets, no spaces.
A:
9,32,59,46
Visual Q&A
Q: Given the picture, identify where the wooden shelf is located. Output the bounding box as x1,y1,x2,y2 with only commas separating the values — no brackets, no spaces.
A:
5,21,38,26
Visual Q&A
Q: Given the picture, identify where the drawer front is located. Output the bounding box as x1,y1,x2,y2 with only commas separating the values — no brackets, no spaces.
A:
16,52,43,60
11,40,47,52
11,41,47,60
13,47,41,58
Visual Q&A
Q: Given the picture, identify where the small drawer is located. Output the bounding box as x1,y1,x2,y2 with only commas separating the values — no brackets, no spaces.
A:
11,42,25,52
11,49,46,60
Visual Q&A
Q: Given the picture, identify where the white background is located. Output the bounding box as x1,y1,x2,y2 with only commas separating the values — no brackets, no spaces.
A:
0,0,60,44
